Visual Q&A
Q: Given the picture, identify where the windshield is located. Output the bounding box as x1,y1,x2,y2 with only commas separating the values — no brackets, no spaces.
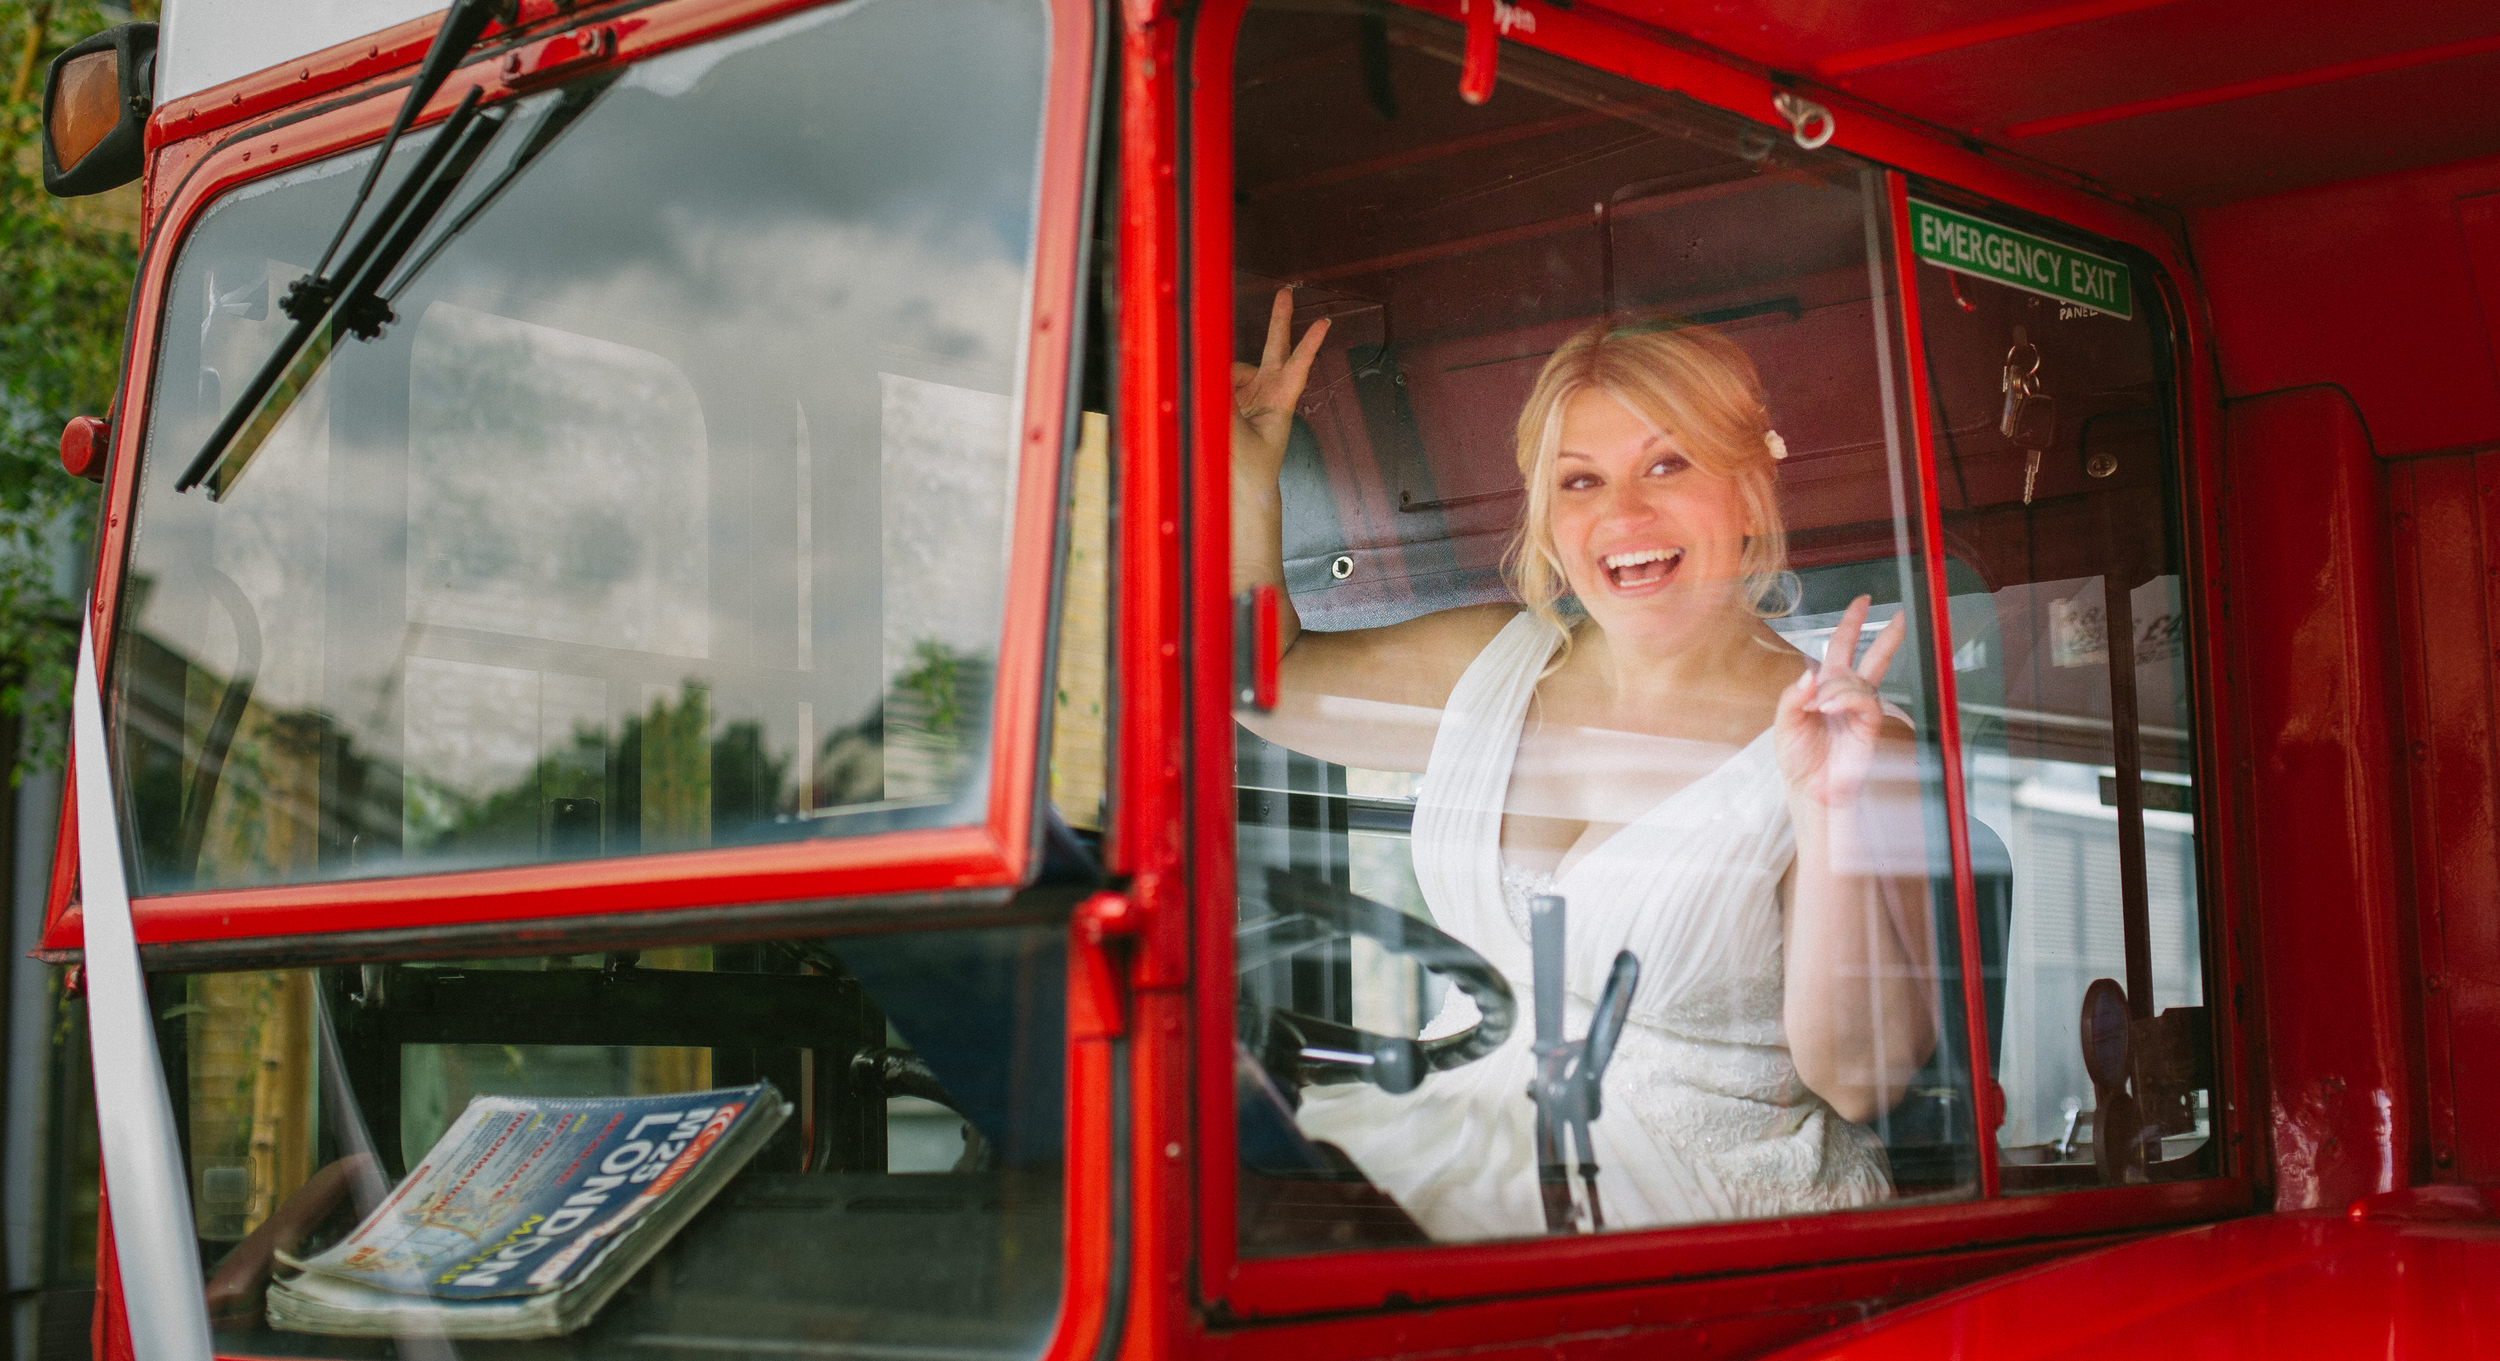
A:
116,0,1052,894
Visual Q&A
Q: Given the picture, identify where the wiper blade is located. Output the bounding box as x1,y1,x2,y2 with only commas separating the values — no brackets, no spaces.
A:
375,73,616,305
302,0,512,301
181,89,506,499
175,0,510,495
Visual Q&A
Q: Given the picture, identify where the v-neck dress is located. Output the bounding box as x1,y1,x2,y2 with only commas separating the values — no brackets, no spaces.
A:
1294,612,1891,1238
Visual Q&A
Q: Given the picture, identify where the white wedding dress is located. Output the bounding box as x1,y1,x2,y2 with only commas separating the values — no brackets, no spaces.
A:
1295,612,1891,1239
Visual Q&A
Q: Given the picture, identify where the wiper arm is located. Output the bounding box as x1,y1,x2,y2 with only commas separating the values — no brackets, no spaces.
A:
180,90,506,499
375,73,617,305
300,0,512,311
175,0,511,495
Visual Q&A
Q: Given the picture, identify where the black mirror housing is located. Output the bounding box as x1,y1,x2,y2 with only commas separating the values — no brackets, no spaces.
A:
42,23,157,198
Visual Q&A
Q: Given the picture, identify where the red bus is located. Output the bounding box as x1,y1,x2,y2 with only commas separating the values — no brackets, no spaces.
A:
22,0,2500,1355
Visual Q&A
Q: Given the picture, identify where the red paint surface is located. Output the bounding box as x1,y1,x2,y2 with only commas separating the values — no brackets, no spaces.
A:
1762,1211,2500,1359
56,415,108,482
1195,1236,2097,1361
2191,156,2500,458
2222,387,2412,1208
2388,452,2500,1183
1580,0,2500,207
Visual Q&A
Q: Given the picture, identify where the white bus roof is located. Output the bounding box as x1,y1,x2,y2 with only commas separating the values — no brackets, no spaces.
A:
159,0,442,103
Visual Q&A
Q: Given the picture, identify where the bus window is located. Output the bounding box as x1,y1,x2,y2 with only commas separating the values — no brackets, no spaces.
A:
1910,219,2216,1189
1223,0,1973,1252
114,0,1053,893
165,928,1066,1355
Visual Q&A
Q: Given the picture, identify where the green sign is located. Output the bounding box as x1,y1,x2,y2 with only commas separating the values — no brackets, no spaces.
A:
1908,199,2133,320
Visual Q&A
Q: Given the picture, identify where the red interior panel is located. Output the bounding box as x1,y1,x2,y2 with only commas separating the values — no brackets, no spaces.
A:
2389,449,2500,1183
2223,385,2413,1208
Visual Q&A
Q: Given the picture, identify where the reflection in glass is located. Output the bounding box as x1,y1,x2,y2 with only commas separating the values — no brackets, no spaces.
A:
116,0,1051,892
1227,1,1967,1253
170,927,1066,1356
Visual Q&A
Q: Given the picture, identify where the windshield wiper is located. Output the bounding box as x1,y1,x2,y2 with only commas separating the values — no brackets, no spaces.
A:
174,0,512,496
372,72,616,305
179,91,505,499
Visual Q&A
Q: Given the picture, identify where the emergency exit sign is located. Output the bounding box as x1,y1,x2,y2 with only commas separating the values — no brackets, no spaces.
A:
1909,199,2134,320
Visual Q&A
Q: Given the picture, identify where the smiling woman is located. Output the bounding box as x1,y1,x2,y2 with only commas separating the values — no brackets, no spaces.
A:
1225,0,1970,1252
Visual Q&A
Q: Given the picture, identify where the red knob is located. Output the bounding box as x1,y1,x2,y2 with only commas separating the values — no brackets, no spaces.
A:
59,416,109,483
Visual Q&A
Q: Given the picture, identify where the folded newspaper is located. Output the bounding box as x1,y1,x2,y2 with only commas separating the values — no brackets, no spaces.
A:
267,1082,790,1338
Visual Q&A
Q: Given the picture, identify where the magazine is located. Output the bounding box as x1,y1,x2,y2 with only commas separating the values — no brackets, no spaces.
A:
266,1082,790,1339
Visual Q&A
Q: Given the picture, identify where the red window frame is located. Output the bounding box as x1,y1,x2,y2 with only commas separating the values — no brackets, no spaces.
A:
41,0,1104,959
1179,0,2259,1319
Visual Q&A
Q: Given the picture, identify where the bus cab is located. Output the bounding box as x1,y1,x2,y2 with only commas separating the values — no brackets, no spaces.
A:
20,0,2500,1355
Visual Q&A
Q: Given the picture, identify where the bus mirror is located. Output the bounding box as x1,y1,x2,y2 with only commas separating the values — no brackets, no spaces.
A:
42,23,155,198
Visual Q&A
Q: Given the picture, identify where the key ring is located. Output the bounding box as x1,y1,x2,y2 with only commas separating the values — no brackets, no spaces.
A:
2001,341,2040,393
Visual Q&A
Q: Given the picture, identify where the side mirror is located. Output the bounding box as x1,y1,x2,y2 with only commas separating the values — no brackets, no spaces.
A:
42,23,156,198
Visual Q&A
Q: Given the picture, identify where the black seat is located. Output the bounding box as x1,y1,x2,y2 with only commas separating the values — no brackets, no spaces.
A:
1878,818,2014,1193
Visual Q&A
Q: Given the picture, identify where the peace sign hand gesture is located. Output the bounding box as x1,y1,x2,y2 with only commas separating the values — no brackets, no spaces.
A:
1232,289,1329,488
1775,594,1909,809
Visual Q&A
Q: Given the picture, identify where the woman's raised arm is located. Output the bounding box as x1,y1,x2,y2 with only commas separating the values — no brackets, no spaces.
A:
1773,595,1942,1122
1231,289,1510,771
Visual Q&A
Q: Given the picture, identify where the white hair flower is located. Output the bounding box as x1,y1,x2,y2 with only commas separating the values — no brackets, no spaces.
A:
1765,429,1789,461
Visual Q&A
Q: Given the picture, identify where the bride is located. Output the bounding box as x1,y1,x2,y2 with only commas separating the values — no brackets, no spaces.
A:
1233,291,1940,1238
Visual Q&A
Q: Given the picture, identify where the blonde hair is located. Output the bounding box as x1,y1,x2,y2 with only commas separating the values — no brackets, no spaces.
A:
1503,319,1789,644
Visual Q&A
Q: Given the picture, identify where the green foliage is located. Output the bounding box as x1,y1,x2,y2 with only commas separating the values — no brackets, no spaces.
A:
0,1,139,776
894,637,989,738
0,526,72,761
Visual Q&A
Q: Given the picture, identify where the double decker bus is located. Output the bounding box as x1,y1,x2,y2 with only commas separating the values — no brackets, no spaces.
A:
17,0,2500,1355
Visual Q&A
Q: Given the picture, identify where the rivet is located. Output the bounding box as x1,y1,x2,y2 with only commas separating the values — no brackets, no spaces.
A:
1331,554,1354,580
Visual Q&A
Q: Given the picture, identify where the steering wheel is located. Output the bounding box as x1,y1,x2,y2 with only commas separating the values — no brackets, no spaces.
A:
1237,867,1516,1096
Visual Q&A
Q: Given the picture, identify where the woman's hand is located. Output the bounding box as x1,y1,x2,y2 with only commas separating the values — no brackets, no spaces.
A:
1233,288,1329,489
1774,594,1907,809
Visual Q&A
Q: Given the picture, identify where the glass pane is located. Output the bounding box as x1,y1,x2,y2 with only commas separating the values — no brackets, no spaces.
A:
168,927,1065,1355
1909,212,2215,1189
1225,0,1970,1252
115,0,1052,893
